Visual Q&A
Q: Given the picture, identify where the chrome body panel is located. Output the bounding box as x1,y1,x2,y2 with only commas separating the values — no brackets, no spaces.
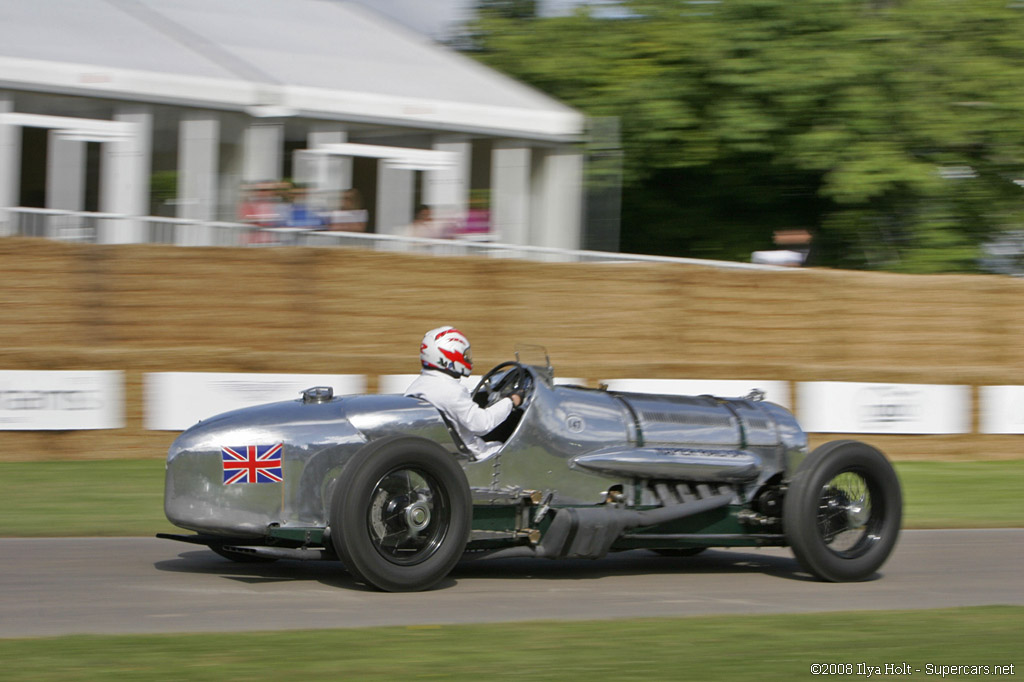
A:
571,447,762,482
605,390,805,501
615,393,742,446
756,400,809,477
164,394,458,537
164,363,808,538
462,384,633,505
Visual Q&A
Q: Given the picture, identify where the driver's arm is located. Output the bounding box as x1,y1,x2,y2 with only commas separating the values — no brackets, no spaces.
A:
452,391,515,436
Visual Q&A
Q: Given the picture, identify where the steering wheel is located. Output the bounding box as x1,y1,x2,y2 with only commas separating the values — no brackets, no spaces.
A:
472,361,533,409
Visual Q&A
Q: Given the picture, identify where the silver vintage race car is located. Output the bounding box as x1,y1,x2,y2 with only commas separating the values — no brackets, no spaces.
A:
160,352,902,592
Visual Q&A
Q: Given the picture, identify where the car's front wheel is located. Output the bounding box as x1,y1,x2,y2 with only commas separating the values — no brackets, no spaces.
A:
330,436,471,592
783,440,902,582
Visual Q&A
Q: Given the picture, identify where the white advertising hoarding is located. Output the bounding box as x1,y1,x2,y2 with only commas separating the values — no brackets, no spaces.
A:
145,372,366,431
601,378,792,409
798,382,970,434
979,386,1024,434
0,370,124,430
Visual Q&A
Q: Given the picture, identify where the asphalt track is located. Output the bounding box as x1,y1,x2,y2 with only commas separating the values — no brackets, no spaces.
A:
1,529,1021,638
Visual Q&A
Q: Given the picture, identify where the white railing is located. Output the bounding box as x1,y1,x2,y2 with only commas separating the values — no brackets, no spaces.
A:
1,207,794,271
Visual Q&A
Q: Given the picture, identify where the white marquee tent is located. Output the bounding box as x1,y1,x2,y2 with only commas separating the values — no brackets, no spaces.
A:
0,0,586,247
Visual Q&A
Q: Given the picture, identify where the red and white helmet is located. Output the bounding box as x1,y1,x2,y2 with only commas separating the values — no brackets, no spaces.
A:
420,326,473,377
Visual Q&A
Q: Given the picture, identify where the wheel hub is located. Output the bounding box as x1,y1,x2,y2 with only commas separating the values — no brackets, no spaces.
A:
404,499,431,534
816,471,877,556
845,499,869,527
819,487,853,539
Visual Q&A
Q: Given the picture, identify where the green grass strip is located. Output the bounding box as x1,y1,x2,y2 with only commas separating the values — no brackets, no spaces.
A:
0,460,175,537
0,459,1021,537
0,607,1019,681
896,460,1024,528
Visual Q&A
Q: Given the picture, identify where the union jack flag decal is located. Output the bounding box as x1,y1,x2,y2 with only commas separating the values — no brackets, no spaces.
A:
221,443,284,485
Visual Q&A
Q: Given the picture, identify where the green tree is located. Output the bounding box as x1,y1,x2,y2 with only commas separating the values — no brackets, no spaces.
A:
468,0,1024,272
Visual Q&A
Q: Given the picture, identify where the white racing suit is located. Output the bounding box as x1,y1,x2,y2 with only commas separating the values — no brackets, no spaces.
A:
405,369,514,461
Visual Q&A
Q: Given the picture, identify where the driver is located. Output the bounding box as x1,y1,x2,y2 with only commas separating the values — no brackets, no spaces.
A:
405,325,522,461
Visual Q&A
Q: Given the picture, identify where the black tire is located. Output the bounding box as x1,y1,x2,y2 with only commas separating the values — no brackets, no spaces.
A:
210,545,279,563
783,440,902,582
330,436,471,592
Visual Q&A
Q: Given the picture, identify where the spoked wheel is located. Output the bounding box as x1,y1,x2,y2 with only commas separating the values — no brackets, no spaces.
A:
783,440,902,582
817,475,872,554
367,467,451,566
330,436,471,592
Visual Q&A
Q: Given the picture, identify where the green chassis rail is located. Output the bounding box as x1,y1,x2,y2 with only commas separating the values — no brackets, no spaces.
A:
259,487,785,554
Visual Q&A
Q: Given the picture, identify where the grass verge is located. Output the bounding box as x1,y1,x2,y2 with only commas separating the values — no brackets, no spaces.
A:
0,460,175,537
0,459,1021,537
895,460,1024,528
0,607,1019,681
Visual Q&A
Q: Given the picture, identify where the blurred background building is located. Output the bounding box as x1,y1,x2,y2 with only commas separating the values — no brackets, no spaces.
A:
0,0,591,248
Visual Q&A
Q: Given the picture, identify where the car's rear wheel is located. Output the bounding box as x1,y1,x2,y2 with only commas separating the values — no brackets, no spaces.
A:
783,440,902,582
330,436,471,592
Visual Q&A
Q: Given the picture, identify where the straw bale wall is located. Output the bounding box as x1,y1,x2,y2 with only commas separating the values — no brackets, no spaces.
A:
2,237,1023,462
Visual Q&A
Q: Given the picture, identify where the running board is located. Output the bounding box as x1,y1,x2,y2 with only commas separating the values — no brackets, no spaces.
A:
219,545,330,561
156,532,330,561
